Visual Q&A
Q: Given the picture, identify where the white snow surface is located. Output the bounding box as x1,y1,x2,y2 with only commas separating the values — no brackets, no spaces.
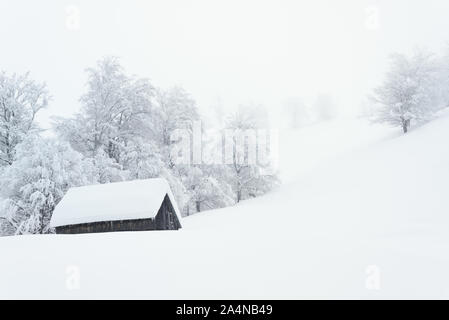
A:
50,178,182,228
1,113,449,299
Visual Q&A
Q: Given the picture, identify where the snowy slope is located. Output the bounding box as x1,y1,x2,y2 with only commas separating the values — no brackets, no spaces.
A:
1,114,449,299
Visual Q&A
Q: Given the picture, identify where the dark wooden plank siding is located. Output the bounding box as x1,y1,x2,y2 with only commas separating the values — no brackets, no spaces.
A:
55,218,157,234
155,195,182,230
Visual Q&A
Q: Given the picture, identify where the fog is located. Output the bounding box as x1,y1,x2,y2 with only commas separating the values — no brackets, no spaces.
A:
1,0,449,128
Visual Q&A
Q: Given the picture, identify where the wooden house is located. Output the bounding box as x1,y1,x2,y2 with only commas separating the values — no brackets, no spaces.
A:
50,178,182,234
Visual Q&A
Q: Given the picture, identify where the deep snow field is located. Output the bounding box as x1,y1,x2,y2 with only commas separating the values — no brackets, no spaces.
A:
1,112,449,299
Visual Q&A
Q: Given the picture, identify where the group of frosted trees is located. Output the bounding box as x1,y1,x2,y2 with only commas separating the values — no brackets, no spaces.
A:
371,49,449,133
0,58,279,236
281,48,449,134
281,94,337,130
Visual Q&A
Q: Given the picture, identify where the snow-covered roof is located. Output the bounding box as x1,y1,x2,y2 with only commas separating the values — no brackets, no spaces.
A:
50,178,182,228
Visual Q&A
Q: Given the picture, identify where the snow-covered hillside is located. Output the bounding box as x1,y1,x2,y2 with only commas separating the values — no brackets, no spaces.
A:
1,113,449,299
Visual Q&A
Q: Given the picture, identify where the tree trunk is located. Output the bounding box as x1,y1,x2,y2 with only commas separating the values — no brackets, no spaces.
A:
39,209,45,234
108,141,114,159
196,201,201,213
237,190,242,203
4,130,13,165
402,119,410,134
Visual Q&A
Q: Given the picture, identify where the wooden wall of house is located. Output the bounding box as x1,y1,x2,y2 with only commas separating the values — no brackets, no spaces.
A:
55,194,182,234
155,195,182,230
55,218,157,234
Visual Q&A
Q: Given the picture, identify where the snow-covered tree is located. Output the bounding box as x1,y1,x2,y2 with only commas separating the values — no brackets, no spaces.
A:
54,57,156,162
224,105,279,203
371,51,440,133
121,138,163,180
85,150,124,184
0,72,49,166
0,135,90,235
155,86,200,147
0,199,17,236
177,165,234,214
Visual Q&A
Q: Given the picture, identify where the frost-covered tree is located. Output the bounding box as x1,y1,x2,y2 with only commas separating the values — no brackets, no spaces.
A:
224,105,279,203
371,51,440,133
54,57,156,162
155,86,200,147
121,138,163,180
0,72,49,166
0,135,89,235
85,150,124,184
177,165,234,214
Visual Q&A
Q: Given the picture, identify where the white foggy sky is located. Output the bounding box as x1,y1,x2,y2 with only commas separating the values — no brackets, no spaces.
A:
1,0,449,128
